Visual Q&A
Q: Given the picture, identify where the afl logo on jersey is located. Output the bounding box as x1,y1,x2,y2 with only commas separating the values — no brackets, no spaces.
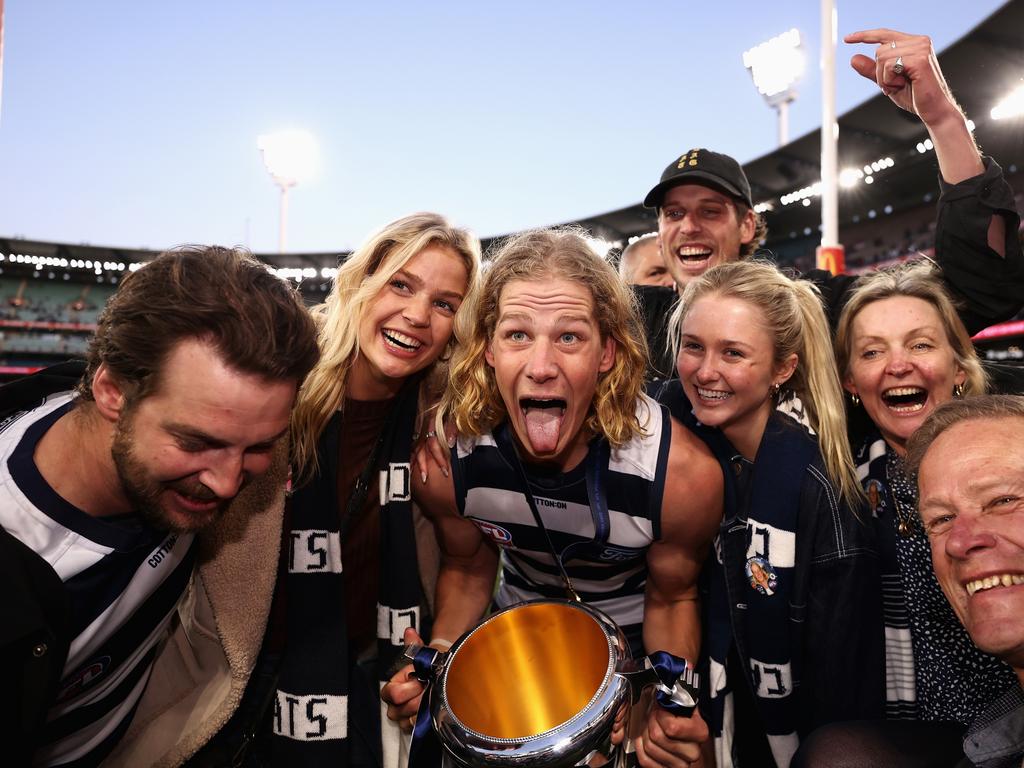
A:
474,520,513,546
599,546,640,562
56,656,111,703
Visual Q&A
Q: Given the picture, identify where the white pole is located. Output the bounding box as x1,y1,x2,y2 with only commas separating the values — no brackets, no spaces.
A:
777,100,790,148
278,184,289,254
820,0,839,250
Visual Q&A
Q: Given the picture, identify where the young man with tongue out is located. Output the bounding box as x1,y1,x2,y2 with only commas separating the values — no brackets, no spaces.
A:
908,395,1024,768
636,28,1023,381
383,228,724,767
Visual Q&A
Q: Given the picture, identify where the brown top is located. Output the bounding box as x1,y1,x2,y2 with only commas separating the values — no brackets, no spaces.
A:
338,396,395,657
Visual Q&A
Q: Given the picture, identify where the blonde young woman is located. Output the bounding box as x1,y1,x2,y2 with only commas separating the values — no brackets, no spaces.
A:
659,260,884,768
267,213,480,768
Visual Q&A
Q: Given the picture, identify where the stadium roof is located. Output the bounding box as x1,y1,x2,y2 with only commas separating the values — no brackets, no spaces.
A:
1,0,1022,280
567,0,1024,246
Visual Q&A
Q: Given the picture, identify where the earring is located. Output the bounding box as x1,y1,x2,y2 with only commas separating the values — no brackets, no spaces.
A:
953,383,965,398
850,392,861,407
770,383,781,397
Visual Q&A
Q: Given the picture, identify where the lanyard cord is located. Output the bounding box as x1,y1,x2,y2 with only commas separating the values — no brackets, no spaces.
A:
502,428,610,605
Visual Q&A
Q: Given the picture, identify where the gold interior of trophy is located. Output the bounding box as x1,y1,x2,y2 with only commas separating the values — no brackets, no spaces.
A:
443,602,610,739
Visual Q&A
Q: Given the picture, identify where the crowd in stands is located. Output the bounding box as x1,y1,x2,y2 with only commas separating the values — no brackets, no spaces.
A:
0,280,109,366
1,279,106,324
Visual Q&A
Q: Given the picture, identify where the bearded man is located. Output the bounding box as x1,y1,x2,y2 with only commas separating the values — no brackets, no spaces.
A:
0,246,319,766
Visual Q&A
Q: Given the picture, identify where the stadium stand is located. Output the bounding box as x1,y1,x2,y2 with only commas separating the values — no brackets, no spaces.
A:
1,1,1022,382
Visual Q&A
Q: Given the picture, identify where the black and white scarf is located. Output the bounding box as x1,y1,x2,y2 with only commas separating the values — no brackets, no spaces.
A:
703,412,814,768
855,432,1017,725
271,380,423,767
854,434,918,721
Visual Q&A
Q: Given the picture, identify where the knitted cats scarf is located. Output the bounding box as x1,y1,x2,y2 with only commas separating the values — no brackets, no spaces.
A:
272,379,422,767
701,412,814,768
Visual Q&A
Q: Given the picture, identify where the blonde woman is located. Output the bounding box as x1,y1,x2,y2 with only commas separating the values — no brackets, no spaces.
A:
660,260,883,767
269,213,480,768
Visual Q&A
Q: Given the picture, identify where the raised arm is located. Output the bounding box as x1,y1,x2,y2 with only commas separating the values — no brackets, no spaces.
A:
635,416,723,768
845,29,982,184
846,28,1023,331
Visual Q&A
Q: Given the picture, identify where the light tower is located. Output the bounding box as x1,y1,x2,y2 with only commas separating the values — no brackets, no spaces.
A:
742,29,805,148
257,130,318,253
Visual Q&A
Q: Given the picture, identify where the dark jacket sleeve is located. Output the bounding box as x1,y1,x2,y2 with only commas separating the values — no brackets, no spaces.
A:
0,361,86,420
632,284,678,381
0,531,71,767
799,269,859,331
802,156,1022,336
934,155,1024,334
0,364,84,764
794,473,885,734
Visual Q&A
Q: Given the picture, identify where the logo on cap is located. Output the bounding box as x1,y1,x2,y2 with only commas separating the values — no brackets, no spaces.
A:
677,149,701,169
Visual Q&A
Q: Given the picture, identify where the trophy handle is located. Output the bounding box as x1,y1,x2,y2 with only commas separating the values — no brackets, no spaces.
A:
402,643,449,684
618,654,699,716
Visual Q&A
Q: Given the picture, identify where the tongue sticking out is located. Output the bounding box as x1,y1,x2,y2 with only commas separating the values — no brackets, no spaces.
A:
522,401,566,454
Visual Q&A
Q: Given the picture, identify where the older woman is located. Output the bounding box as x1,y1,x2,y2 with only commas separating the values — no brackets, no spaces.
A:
833,262,1016,746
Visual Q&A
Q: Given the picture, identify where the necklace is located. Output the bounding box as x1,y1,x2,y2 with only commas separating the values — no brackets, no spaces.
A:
885,449,918,539
892,495,916,538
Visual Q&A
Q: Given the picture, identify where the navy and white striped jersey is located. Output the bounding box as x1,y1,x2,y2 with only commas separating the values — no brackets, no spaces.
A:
453,394,670,653
0,393,196,767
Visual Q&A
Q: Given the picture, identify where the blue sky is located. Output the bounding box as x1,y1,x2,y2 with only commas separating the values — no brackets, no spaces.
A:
0,1,1008,253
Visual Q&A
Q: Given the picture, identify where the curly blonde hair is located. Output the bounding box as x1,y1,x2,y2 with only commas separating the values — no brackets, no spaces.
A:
291,212,481,482
443,227,649,447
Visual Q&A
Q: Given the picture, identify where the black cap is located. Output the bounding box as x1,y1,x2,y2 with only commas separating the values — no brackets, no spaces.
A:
643,148,753,210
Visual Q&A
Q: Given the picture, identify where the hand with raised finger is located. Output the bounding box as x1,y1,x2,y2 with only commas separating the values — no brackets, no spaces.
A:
381,627,429,733
844,29,961,128
634,704,708,768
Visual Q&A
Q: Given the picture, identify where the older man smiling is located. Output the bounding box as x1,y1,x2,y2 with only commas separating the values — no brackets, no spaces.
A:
909,395,1024,768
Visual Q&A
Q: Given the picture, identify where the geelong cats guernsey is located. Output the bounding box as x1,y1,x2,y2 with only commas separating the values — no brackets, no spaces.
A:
0,392,196,767
453,394,670,654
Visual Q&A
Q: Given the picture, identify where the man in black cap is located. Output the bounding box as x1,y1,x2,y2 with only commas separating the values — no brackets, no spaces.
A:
637,27,1023,380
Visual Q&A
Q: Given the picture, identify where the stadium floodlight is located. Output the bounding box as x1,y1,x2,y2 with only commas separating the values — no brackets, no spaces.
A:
838,167,864,188
743,28,804,146
990,84,1024,121
257,129,318,253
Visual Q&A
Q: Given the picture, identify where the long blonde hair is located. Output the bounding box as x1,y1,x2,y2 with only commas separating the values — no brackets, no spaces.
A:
291,212,481,481
670,260,861,505
444,227,649,447
835,261,988,396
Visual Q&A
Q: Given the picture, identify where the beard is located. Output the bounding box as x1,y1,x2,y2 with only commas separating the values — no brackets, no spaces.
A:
110,413,230,533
